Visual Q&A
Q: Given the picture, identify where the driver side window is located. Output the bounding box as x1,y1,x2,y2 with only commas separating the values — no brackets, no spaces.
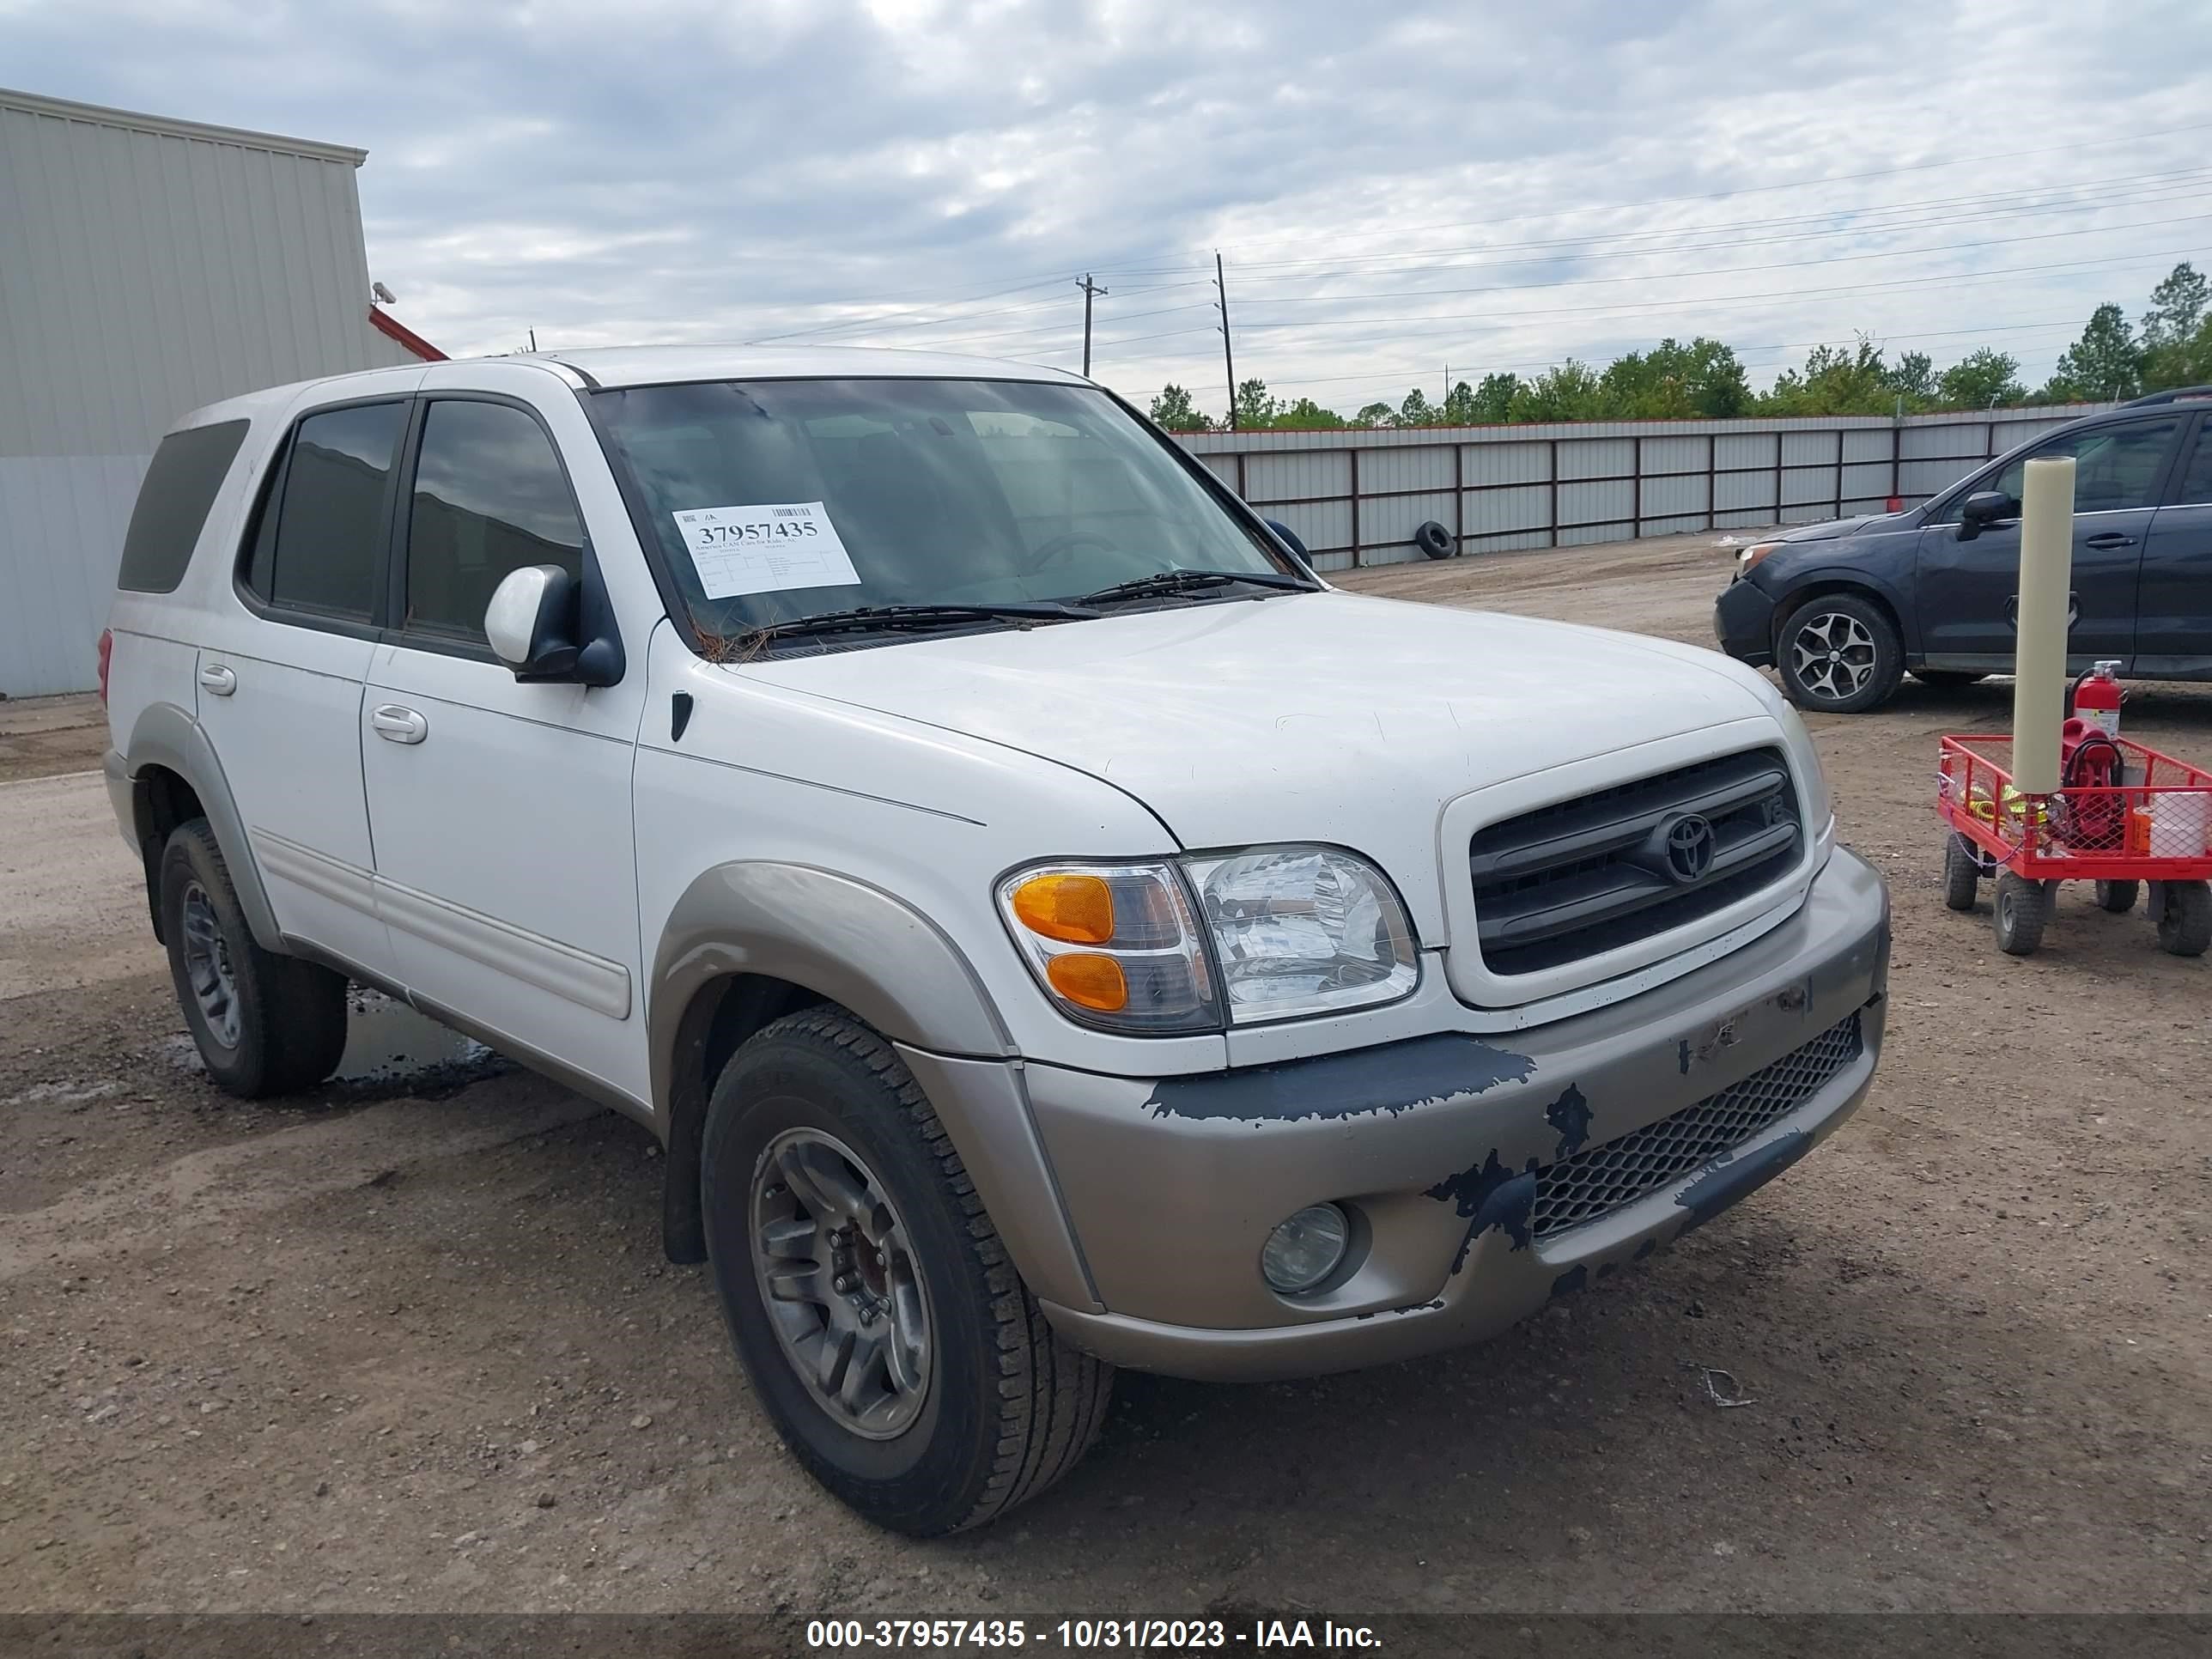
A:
1966,420,2179,520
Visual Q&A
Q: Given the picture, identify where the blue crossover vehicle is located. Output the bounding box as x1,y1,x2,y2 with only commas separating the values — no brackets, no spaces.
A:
1716,388,2212,712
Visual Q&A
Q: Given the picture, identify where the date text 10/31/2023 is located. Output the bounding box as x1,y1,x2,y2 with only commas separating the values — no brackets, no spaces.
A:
805,1619,1383,1650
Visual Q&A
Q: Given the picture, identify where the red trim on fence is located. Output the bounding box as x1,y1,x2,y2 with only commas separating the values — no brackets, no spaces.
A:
368,305,446,362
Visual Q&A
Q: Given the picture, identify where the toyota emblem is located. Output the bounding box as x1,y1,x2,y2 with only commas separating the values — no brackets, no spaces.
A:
1664,814,1715,883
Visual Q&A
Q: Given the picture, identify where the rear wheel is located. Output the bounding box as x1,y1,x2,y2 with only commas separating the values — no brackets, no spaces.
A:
1942,834,1983,911
701,1009,1111,1535
159,820,349,1097
2152,880,2211,957
2093,879,2140,915
1993,872,2054,956
1777,593,1905,714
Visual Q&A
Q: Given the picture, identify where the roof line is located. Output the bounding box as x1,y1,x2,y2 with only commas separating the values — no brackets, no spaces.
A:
369,306,447,362
0,86,368,166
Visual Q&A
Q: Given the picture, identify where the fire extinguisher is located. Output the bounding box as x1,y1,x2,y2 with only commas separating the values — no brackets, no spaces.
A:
2069,659,2124,738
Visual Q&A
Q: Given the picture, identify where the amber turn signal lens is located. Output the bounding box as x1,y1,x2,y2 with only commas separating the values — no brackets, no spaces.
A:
1045,952,1128,1012
1012,873,1115,944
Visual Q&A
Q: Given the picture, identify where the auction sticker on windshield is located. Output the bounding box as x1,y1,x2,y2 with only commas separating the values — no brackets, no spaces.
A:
672,501,861,599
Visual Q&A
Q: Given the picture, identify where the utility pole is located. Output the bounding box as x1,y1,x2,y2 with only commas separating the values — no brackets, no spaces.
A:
1074,274,1108,377
1215,252,1238,431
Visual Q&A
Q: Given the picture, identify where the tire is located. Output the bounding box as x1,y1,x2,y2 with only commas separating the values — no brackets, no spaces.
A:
2093,879,2140,915
1775,593,1905,714
1911,669,1987,690
1992,871,2054,957
158,820,349,1097
700,1008,1112,1535
1942,834,1983,911
1414,520,1454,560
2152,880,2211,957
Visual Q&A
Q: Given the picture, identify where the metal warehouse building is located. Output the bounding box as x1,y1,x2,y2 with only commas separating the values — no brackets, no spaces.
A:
0,88,440,698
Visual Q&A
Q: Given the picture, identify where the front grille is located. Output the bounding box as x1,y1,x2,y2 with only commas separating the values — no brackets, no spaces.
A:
1530,1013,1863,1240
1468,747,1802,977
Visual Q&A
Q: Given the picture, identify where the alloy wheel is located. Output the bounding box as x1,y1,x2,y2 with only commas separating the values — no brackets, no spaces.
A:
1789,611,1879,703
749,1127,933,1439
179,880,242,1048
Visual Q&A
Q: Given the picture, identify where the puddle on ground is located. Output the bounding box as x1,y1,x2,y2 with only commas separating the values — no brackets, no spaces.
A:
164,988,509,1099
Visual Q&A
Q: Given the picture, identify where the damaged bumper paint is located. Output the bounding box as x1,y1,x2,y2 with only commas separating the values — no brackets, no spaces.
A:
1020,847,1889,1382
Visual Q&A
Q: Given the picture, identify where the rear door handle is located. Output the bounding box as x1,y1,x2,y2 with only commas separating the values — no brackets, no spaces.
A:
198,663,236,696
370,704,428,744
2082,532,2136,549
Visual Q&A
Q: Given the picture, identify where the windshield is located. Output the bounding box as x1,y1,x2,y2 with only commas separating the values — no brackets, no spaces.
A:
591,377,1297,641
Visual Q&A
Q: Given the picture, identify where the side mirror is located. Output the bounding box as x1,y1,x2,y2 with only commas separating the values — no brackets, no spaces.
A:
1264,518,1310,560
1957,490,2012,543
486,564,584,681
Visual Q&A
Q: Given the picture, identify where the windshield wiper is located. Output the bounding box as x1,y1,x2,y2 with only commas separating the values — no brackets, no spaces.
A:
744,600,1100,645
1075,568,1316,606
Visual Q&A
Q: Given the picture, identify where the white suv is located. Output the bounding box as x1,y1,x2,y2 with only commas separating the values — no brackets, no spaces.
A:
102,346,1889,1534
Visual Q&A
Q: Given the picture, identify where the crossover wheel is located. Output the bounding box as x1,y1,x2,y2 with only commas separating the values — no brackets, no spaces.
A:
1942,833,1983,912
1992,871,2053,957
1776,594,1905,714
159,820,349,1097
701,1009,1112,1534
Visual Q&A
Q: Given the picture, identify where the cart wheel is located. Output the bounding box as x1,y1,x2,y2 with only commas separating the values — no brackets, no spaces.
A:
2093,879,2140,915
1993,872,2053,956
2152,880,2211,957
1942,834,1982,912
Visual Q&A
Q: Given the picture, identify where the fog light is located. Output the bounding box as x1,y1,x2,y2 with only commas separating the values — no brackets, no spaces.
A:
1261,1203,1350,1295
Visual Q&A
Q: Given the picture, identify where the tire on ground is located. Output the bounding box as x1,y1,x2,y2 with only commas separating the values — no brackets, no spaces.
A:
1992,871,2054,957
2153,879,2211,957
700,1007,1112,1535
1775,592,1905,714
1942,834,1982,912
2093,879,2139,915
159,819,349,1097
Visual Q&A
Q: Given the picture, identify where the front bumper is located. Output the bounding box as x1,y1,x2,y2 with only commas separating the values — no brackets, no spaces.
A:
1021,848,1888,1382
1714,576,1778,668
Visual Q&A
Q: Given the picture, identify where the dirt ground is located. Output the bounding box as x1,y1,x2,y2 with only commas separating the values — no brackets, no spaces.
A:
3,539,2208,1626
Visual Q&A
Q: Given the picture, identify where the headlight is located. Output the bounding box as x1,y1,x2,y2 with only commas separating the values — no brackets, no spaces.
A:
996,862,1219,1033
998,845,1419,1032
1736,541,1784,577
1184,845,1418,1023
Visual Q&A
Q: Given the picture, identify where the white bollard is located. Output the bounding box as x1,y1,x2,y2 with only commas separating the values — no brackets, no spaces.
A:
2010,456,2076,796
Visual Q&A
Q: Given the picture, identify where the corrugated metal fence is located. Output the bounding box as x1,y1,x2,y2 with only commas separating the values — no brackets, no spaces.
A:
1178,404,2112,573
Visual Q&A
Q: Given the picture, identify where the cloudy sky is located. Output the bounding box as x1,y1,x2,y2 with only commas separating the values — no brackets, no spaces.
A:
7,0,2211,416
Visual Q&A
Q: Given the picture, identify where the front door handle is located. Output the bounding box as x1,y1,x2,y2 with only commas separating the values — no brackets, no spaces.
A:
2082,532,2136,549
198,663,237,696
370,704,428,744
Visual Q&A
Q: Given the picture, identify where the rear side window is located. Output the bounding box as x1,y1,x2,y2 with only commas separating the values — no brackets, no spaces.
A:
2172,424,2212,506
402,399,584,642
244,402,407,622
117,420,248,592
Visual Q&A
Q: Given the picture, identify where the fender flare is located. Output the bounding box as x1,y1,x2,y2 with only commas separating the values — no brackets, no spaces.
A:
1771,567,1920,657
124,701,284,952
646,865,1097,1309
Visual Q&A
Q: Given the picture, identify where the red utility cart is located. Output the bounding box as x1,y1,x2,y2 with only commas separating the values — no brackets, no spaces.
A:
1937,733,2212,957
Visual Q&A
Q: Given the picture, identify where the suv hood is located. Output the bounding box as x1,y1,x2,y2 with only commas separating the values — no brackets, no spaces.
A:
1771,511,1908,544
744,589,1773,859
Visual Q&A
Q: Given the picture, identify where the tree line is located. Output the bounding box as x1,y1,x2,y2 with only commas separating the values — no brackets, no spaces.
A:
1146,262,2212,433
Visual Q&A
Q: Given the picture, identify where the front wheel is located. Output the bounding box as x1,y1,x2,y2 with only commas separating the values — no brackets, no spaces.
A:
701,1009,1111,1534
1993,871,2054,956
1776,593,1905,714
